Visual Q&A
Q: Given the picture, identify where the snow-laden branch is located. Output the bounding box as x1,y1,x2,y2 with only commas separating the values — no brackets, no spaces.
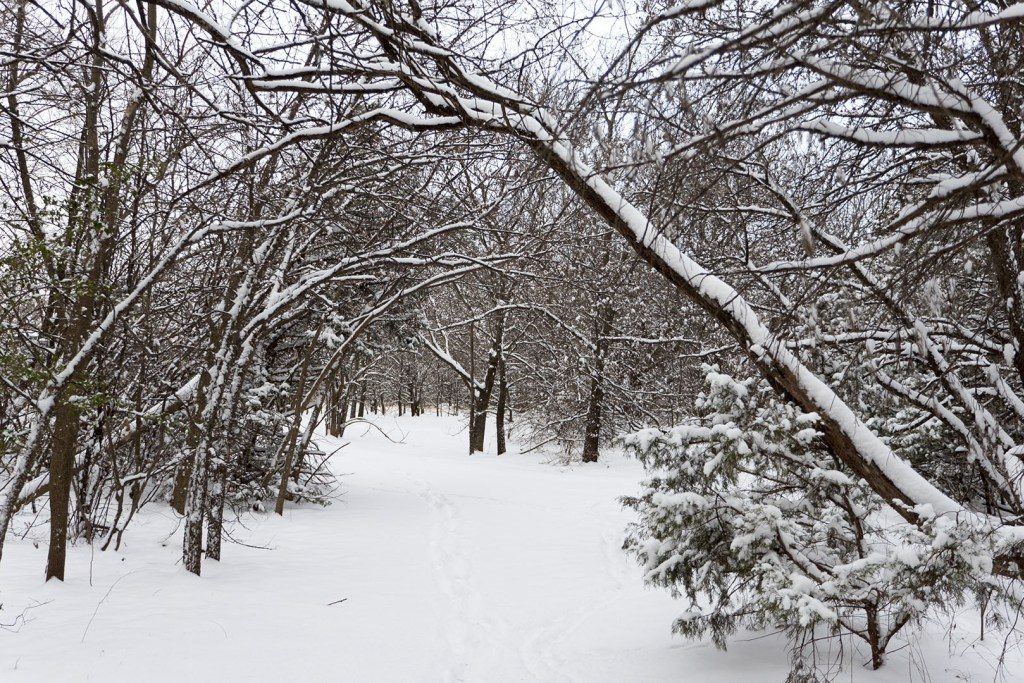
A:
325,11,1024,567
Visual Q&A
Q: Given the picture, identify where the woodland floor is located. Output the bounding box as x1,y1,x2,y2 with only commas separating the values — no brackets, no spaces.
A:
1,414,1020,682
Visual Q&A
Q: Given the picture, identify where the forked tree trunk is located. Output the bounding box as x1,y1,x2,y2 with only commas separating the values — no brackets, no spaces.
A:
43,1,109,580
171,364,215,515
275,332,321,515
469,315,505,453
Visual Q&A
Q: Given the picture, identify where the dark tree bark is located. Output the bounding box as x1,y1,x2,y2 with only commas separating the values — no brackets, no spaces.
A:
205,459,227,561
582,304,613,463
293,403,322,484
171,381,207,515
182,460,207,575
45,395,79,581
469,314,505,453
467,320,476,445
337,385,350,435
409,381,421,415
275,333,320,515
495,357,508,455
987,224,1024,385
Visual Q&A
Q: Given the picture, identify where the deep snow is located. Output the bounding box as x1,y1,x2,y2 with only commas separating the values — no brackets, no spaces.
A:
1,414,1020,682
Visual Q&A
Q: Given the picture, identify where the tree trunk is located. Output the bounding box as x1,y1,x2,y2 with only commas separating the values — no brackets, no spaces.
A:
205,459,227,561
338,395,349,434
409,381,420,416
275,332,320,515
469,397,486,451
496,358,508,455
865,604,884,670
182,455,207,575
170,464,189,514
582,304,613,463
581,375,604,463
470,314,505,453
45,395,79,581
171,366,214,514
987,225,1024,385
293,403,322,483
43,1,108,580
468,320,476,445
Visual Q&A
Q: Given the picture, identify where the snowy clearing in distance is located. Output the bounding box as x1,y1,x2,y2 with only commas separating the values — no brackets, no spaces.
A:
1,414,1019,682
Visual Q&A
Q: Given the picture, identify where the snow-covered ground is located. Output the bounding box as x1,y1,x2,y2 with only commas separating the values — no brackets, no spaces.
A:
1,415,1019,681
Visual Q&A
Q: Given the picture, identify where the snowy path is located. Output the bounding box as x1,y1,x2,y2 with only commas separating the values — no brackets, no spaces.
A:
0,416,1011,681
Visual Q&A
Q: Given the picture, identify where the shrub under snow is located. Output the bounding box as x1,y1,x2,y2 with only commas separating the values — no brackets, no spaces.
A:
622,365,1013,675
